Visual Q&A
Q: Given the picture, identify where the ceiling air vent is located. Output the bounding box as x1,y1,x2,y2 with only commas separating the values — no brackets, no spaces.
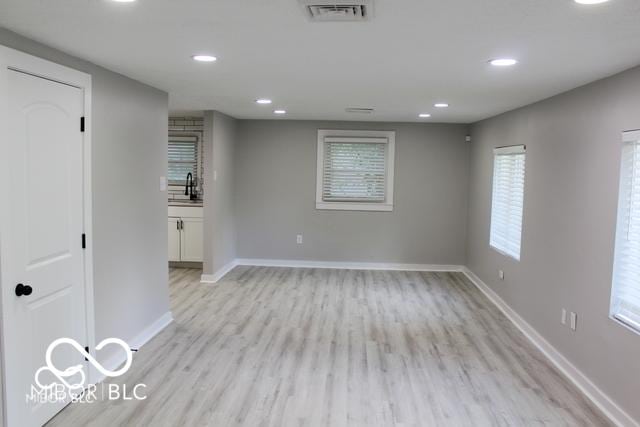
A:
299,0,372,22
345,107,374,114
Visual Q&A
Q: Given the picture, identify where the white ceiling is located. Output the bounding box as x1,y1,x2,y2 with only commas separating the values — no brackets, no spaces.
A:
1,0,640,123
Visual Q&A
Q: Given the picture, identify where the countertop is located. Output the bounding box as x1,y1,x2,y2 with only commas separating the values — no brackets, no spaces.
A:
168,200,203,208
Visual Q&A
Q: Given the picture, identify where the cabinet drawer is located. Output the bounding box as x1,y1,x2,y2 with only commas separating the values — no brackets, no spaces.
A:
168,206,203,218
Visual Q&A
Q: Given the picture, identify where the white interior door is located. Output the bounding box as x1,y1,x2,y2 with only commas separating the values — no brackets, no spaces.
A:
1,69,88,426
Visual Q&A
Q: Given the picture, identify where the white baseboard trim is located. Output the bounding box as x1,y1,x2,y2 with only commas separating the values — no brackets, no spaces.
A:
462,267,638,427
129,311,174,350
201,259,239,284
97,311,174,381
235,258,464,272
200,274,214,283
200,258,463,285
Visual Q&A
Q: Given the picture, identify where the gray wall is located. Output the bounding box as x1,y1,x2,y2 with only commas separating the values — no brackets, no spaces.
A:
235,120,470,264
466,65,640,422
203,111,237,274
203,112,214,274
0,29,171,368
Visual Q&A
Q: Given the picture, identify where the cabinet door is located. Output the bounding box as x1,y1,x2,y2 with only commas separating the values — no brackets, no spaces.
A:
168,218,181,262
180,217,203,262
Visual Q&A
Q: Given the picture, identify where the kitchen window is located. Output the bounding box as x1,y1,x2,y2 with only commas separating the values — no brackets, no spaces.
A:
316,130,395,211
490,145,526,260
168,134,200,186
611,130,640,334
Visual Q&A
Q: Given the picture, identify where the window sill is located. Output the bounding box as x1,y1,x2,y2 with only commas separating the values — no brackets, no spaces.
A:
316,202,393,212
489,244,521,261
610,313,640,337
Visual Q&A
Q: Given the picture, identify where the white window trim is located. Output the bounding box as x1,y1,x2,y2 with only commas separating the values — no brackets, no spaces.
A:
493,145,526,156
610,129,640,336
489,144,526,261
316,129,395,211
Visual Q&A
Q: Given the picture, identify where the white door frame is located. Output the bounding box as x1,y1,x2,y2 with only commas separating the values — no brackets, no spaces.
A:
0,45,96,425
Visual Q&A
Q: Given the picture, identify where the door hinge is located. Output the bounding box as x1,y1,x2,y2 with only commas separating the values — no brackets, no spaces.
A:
82,233,86,249
80,117,85,132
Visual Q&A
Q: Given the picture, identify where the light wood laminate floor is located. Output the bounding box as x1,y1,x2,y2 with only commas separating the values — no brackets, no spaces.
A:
49,267,611,426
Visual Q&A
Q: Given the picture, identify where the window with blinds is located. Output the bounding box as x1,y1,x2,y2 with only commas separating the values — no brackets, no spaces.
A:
168,135,199,186
323,140,386,201
490,145,526,260
316,130,395,211
611,130,640,333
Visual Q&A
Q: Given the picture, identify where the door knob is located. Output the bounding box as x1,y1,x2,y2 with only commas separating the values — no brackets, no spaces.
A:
15,283,33,297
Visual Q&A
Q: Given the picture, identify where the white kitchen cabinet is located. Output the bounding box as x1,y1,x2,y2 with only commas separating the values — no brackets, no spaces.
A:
168,218,182,262
180,217,203,262
168,206,203,262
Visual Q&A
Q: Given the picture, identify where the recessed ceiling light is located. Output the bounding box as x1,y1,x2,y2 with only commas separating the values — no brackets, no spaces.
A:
574,0,609,4
418,113,431,118
192,55,217,62
434,103,449,108
256,99,272,105
112,0,136,3
489,58,518,67
274,110,286,114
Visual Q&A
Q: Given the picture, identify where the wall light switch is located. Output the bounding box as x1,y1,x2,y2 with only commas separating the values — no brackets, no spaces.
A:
213,170,218,181
570,312,577,331
160,176,167,191
498,270,505,280
561,309,567,325
296,234,303,244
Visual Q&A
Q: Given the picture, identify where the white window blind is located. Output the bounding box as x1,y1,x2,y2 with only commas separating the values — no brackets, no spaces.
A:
611,130,640,333
490,145,526,260
322,138,387,202
168,135,199,185
316,130,395,211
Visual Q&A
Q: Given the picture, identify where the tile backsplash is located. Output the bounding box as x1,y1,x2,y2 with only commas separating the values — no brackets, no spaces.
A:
169,116,203,132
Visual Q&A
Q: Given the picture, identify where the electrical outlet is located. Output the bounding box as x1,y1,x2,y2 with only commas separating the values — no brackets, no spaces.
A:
498,270,505,280
561,309,567,325
296,234,303,244
570,312,578,331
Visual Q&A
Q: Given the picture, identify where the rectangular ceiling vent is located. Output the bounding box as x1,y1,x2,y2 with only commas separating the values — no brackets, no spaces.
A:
300,0,371,22
345,107,374,114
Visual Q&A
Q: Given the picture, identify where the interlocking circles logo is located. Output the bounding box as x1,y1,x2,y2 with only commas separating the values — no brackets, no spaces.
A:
26,337,147,404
